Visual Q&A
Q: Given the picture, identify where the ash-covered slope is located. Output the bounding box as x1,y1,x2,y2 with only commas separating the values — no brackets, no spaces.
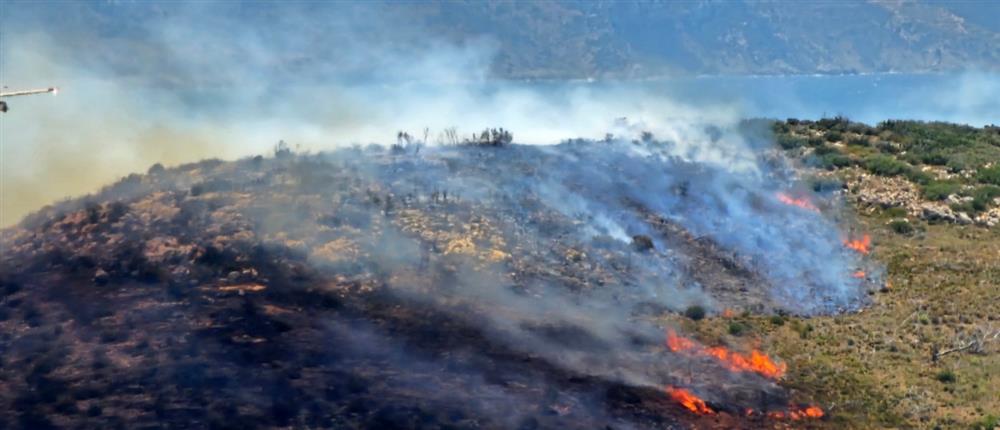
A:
0,139,878,429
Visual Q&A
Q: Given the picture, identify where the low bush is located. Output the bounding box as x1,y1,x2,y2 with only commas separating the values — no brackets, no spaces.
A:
728,321,749,336
935,370,956,384
684,305,706,321
846,136,870,147
888,219,914,235
777,134,807,150
864,155,911,177
969,185,1000,212
922,181,961,201
977,165,1000,186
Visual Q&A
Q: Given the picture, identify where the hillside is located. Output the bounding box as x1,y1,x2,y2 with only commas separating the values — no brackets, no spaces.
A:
1,123,997,429
2,136,878,429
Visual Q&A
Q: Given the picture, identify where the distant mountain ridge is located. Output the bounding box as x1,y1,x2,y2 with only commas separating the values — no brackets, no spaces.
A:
4,0,998,83
404,0,1000,79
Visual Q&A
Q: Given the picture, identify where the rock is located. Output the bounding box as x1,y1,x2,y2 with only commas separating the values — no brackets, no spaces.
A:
93,268,109,285
920,203,957,223
975,207,1000,227
956,211,973,225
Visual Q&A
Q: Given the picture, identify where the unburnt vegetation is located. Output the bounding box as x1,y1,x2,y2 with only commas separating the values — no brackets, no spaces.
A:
747,118,1000,428
771,118,1000,226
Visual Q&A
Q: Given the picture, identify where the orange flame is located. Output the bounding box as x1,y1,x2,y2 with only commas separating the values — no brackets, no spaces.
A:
852,271,866,278
767,405,825,420
843,234,871,254
775,192,819,212
665,330,786,379
722,308,736,318
666,329,697,352
666,386,714,415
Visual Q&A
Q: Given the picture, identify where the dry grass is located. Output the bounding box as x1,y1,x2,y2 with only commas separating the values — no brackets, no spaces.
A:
682,214,1000,429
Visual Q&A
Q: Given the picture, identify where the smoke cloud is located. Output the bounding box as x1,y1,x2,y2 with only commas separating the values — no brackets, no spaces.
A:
0,1,739,226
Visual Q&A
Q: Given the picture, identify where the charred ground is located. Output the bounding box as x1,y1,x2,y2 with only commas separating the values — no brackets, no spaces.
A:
0,135,914,429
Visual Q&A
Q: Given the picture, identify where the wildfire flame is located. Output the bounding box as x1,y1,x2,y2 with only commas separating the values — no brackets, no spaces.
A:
843,234,871,254
775,192,819,212
852,270,866,278
665,330,786,379
767,405,825,420
665,386,714,415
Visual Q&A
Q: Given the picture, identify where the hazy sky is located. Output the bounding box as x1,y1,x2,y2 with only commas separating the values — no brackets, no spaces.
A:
1,1,998,226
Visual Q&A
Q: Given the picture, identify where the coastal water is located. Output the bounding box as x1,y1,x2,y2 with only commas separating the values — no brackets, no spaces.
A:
642,72,999,127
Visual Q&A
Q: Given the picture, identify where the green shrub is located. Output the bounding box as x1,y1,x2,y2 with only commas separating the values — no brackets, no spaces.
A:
875,141,900,154
810,177,844,193
883,207,908,218
825,131,843,142
728,321,749,336
807,136,825,147
977,165,1000,186
777,134,807,150
969,185,1000,211
946,158,968,173
818,153,852,170
922,180,962,201
974,415,999,430
846,136,870,147
817,115,850,131
935,370,956,383
888,219,914,235
905,169,933,185
684,305,706,321
864,155,911,177
950,201,977,215
920,152,949,166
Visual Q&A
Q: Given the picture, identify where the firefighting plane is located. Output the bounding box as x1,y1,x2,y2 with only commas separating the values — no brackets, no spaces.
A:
0,86,58,112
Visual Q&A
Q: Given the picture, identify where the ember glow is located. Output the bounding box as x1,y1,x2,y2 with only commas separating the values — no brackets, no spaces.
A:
775,192,820,212
852,270,866,278
844,234,872,254
665,330,787,379
665,386,714,415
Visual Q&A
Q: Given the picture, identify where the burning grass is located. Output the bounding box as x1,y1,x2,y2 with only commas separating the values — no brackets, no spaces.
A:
666,330,787,380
